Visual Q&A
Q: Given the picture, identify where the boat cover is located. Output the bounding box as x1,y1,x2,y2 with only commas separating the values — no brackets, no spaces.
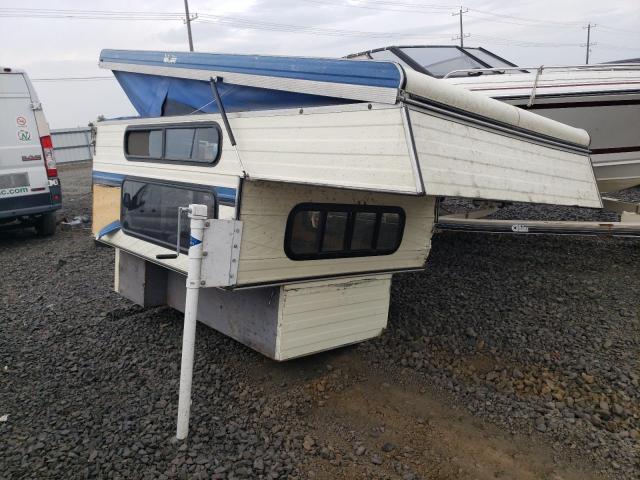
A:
100,49,403,117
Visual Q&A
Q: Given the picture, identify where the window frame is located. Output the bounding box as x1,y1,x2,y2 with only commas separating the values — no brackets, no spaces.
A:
284,203,406,261
120,176,218,254
123,121,223,167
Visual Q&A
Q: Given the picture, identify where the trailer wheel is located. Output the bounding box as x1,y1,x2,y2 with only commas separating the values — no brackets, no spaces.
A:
35,212,57,236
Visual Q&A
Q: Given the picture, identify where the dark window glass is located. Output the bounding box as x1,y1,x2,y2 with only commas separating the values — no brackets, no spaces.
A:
322,212,348,252
463,48,514,69
165,127,219,162
192,127,220,162
125,124,220,165
400,47,484,78
165,128,195,159
368,49,412,69
289,210,321,255
351,212,377,250
377,212,401,250
121,179,216,252
285,204,404,260
126,130,162,157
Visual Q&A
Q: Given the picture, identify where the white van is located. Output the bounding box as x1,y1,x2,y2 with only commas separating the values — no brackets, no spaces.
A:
0,67,61,235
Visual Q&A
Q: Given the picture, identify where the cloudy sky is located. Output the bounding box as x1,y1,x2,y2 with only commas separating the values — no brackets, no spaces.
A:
1,0,638,128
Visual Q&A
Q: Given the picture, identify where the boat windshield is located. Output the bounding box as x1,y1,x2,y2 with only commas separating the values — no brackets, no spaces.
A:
398,46,515,78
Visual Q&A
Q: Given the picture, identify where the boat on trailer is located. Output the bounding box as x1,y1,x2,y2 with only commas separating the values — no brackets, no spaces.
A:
94,48,604,438
347,46,640,194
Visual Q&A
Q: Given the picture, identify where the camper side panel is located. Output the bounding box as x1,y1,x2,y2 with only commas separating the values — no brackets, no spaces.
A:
408,107,601,208
236,181,435,286
232,106,419,194
276,275,391,360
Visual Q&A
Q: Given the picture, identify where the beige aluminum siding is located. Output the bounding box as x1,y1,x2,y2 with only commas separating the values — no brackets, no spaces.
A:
236,180,436,286
275,275,391,360
409,108,602,208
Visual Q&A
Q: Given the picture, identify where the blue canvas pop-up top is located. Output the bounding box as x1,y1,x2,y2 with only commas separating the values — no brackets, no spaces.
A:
99,49,405,117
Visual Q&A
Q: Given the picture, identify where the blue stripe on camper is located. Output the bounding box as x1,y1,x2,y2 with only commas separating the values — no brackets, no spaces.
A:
100,49,402,88
214,186,236,205
92,171,237,206
97,220,121,238
93,171,124,186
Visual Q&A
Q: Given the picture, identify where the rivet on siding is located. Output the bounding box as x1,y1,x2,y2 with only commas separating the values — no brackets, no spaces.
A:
202,252,208,257
205,221,210,227
368,103,372,110
200,280,206,286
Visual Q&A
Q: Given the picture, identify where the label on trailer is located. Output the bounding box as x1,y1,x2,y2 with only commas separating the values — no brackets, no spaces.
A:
17,129,32,142
511,224,529,233
163,53,177,64
16,116,27,127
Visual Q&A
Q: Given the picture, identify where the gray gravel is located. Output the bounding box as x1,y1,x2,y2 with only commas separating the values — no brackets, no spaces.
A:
363,212,640,477
1,163,638,479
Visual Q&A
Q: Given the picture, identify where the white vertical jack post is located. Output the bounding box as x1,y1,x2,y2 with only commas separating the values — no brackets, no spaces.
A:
176,204,208,440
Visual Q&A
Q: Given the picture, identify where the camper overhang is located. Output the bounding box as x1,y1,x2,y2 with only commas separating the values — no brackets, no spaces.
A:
99,49,602,209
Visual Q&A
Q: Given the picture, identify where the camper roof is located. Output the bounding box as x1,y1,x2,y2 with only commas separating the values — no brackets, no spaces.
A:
100,49,590,148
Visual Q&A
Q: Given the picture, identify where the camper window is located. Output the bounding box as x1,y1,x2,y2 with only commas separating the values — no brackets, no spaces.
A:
285,204,405,260
124,122,222,166
121,178,217,253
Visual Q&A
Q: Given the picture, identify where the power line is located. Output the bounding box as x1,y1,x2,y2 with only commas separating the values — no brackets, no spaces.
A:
0,7,455,39
582,23,596,64
452,7,469,47
195,13,454,38
31,76,115,82
300,0,455,13
183,0,196,51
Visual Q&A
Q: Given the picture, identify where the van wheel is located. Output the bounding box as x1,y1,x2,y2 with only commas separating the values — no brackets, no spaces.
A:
35,212,57,236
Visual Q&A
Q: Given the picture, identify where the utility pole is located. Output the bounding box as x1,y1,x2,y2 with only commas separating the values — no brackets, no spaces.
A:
452,6,469,47
184,0,195,52
582,23,597,64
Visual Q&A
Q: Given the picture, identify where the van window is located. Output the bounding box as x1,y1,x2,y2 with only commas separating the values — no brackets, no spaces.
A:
124,123,221,165
121,179,216,253
285,203,405,260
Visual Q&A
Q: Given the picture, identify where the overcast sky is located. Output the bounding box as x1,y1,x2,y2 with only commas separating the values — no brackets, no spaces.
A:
1,0,638,128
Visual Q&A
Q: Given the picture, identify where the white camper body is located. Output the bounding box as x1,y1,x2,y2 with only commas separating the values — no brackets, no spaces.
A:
94,49,600,360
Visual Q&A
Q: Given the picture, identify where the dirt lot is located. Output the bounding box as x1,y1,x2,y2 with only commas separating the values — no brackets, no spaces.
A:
1,162,638,479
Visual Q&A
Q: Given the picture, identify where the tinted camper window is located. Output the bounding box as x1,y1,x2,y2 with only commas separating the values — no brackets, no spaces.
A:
124,123,221,165
285,204,405,260
121,179,216,253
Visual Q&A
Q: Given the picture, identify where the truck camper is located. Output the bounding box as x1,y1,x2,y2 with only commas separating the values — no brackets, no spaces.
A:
93,49,601,362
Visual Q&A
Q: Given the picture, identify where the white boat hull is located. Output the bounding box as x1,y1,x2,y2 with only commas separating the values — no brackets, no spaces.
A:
446,71,640,193
507,96,640,193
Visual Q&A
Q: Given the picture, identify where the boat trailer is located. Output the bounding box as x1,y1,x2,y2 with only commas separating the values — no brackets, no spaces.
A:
437,198,640,238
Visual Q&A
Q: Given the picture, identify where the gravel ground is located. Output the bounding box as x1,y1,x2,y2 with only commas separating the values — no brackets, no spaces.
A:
1,163,638,479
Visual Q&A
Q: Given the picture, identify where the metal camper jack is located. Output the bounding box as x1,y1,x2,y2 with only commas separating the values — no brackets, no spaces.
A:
154,204,242,439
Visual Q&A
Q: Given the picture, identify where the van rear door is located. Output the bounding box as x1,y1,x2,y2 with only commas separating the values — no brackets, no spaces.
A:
0,72,49,205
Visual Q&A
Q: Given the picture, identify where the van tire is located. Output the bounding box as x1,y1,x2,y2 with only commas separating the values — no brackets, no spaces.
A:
35,212,57,236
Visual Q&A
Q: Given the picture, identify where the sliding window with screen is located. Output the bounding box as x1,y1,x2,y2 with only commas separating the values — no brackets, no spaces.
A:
124,122,222,166
284,203,405,260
